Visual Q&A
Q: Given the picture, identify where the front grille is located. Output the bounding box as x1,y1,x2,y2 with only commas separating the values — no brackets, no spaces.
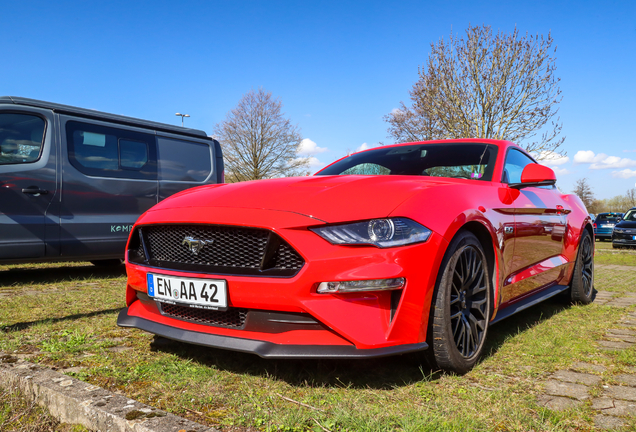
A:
128,224,304,277
160,303,247,329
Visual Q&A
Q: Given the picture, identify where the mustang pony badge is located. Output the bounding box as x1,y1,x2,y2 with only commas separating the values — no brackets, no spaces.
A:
182,236,214,255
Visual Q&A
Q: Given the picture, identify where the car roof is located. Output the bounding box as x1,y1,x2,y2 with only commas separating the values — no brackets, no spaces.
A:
0,96,210,140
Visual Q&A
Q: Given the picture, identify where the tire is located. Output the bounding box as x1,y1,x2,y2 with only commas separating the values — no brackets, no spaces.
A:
90,259,124,267
425,231,491,374
570,230,594,304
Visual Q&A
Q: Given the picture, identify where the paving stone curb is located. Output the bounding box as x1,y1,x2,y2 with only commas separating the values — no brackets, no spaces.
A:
0,355,218,432
537,292,636,430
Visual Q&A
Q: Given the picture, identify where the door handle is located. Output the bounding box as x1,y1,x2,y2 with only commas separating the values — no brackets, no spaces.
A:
22,186,48,195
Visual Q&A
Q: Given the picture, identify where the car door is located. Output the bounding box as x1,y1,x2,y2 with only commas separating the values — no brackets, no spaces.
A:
58,116,158,259
0,108,58,259
501,148,567,304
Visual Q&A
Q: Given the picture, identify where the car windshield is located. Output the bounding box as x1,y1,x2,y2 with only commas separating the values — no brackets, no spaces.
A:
316,143,498,181
623,210,636,221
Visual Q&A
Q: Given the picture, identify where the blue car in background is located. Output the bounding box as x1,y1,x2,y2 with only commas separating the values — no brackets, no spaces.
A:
594,212,624,241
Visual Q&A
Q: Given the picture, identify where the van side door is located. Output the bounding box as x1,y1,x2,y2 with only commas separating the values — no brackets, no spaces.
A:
157,134,216,201
0,108,58,259
59,116,158,260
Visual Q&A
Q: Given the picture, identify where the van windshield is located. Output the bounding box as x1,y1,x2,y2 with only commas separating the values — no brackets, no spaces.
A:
0,113,45,164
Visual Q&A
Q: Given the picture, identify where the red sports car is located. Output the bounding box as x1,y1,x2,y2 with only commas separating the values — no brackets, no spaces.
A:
118,139,594,373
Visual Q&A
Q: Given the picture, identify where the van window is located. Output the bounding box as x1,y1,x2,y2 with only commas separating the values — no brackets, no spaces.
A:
120,139,148,169
158,137,211,182
66,121,156,180
0,113,45,165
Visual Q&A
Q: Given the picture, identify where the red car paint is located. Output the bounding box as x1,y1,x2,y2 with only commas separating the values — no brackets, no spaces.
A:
119,139,592,357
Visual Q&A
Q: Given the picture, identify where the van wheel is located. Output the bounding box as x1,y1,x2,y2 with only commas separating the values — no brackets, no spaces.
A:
424,231,491,374
90,259,123,267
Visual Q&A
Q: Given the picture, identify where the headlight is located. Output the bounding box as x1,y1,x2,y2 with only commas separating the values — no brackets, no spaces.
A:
614,228,624,233
310,218,431,248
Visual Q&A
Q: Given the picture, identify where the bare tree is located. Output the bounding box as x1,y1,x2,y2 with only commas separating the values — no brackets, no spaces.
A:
573,178,595,210
385,25,564,159
626,188,636,208
214,88,309,182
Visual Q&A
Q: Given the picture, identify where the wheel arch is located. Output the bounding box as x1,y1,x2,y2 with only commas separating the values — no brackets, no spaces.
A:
458,221,497,308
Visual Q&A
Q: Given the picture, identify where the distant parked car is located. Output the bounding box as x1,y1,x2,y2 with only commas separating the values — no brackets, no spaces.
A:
612,208,636,249
589,214,596,221
593,212,623,241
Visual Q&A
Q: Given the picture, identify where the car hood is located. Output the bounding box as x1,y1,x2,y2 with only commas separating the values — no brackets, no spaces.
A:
152,175,453,223
616,221,636,229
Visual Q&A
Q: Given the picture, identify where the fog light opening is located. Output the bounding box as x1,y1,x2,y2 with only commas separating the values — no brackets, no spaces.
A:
317,277,405,294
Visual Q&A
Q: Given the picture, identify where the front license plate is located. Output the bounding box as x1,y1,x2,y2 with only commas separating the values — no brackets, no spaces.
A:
147,273,228,310
633,236,636,241
601,225,613,228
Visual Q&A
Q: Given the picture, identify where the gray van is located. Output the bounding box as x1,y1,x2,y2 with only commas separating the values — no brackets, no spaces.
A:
0,96,223,265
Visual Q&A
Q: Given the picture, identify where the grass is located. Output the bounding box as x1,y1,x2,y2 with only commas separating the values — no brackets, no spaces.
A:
0,384,89,432
594,239,636,266
0,257,635,431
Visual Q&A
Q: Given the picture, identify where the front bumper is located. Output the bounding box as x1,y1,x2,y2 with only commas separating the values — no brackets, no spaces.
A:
613,232,636,246
120,207,448,353
117,307,428,358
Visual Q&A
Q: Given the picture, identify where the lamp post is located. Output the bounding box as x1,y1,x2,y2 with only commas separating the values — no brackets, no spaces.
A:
175,113,190,127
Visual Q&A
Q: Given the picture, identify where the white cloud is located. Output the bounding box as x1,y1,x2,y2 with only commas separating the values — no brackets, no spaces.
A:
306,156,325,169
572,150,636,170
612,169,636,179
573,150,605,164
355,142,382,152
356,142,370,152
623,149,636,153
534,150,569,166
297,138,327,156
551,166,571,175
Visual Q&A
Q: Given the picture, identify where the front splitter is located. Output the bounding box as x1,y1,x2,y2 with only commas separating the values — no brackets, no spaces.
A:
117,307,428,359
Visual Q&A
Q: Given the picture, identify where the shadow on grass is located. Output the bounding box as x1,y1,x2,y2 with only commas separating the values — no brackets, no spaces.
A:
149,297,572,390
1,308,123,333
0,264,126,288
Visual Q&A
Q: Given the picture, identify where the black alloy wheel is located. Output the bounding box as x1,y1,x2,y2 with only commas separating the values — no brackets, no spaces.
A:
449,245,489,358
425,231,491,374
571,230,594,304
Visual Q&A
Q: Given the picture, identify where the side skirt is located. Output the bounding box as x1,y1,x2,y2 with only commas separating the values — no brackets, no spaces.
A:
490,284,570,325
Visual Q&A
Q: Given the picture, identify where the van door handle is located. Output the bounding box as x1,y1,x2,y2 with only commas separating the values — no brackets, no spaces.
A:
22,186,48,195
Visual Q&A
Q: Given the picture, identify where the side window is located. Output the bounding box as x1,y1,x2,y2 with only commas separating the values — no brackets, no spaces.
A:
158,137,211,182
0,113,45,165
66,121,156,179
503,149,536,184
120,139,148,169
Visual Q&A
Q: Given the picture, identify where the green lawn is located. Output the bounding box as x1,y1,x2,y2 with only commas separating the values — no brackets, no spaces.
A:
0,257,635,431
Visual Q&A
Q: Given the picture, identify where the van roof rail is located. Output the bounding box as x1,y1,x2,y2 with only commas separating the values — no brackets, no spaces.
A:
0,96,211,140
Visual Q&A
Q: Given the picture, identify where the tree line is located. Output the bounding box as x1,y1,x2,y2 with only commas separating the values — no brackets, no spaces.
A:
573,178,636,214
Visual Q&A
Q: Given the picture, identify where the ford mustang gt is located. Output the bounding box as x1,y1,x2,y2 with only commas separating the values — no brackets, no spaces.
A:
117,139,594,373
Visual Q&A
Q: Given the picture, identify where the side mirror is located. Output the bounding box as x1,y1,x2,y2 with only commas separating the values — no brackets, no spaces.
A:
509,164,556,189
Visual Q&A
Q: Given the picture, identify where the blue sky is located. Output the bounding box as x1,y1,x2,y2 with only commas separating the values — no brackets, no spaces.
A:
2,0,635,199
